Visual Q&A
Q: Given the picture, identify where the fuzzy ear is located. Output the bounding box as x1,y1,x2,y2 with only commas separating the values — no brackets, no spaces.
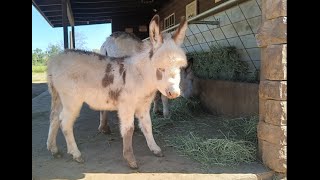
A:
149,14,163,49
172,16,188,46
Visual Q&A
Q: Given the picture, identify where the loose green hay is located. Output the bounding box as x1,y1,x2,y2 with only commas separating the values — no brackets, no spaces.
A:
151,97,259,167
187,46,259,83
167,132,256,167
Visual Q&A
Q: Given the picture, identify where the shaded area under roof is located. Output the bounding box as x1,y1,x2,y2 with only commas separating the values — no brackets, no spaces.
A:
32,0,171,28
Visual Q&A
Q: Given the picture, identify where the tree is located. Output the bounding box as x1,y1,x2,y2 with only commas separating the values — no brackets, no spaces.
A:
59,31,88,50
32,48,46,65
92,49,100,53
46,43,62,58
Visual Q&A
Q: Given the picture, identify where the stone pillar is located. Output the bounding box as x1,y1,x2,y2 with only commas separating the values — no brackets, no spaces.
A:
256,0,287,177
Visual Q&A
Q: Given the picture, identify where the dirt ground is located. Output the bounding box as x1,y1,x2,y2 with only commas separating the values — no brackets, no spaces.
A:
32,83,272,180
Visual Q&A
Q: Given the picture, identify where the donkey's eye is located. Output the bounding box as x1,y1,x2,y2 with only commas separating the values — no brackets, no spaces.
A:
170,72,176,78
158,68,165,72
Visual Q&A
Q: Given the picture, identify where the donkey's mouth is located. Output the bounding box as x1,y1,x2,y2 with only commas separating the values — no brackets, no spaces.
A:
165,89,180,99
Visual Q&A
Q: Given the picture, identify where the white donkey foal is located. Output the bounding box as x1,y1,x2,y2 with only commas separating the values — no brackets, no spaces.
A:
98,31,194,134
46,15,188,169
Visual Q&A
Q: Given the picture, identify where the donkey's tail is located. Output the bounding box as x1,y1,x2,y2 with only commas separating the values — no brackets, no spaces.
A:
47,74,62,117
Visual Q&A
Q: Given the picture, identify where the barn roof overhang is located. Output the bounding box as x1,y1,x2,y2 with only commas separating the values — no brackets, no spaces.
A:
32,0,170,28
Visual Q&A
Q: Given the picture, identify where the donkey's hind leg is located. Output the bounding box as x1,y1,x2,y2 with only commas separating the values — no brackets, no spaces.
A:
47,91,63,158
59,94,84,163
98,111,111,134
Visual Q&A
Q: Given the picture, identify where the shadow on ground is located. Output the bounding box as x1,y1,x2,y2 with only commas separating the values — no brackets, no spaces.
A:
32,84,271,180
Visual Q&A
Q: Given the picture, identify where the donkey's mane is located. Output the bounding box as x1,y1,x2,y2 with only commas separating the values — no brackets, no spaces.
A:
63,49,130,61
110,31,142,43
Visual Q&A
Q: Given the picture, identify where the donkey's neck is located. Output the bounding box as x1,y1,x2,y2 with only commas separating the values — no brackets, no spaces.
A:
129,50,157,94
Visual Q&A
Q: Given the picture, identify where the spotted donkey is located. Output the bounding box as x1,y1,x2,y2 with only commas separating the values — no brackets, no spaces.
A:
46,15,188,169
98,31,194,134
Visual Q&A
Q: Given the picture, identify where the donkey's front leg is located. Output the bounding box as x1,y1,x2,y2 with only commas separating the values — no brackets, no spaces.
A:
136,105,163,157
118,108,137,169
152,91,162,114
161,94,170,118
98,111,111,134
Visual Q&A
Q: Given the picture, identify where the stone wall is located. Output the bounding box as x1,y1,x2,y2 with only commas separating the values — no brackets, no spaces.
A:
198,79,259,116
256,0,287,175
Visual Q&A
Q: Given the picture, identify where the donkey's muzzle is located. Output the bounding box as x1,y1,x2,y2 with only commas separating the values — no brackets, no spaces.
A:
165,89,180,99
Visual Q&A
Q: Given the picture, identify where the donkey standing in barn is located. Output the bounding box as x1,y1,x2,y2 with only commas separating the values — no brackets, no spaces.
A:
46,15,188,169
98,31,194,134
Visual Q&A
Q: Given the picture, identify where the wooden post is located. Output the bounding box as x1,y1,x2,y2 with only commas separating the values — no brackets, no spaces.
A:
72,26,75,49
62,0,68,49
69,31,73,49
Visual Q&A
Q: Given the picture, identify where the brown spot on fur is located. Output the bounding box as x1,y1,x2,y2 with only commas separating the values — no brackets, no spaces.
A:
138,43,144,52
156,69,162,80
98,55,104,60
109,88,122,101
122,70,126,84
102,63,114,87
111,57,126,63
149,49,153,59
106,63,112,73
119,63,124,74
115,58,126,84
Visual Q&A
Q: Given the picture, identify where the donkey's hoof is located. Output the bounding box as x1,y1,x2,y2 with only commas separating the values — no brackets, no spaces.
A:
128,161,138,169
163,113,170,118
98,125,111,134
153,150,164,157
52,151,63,158
154,111,163,116
74,156,84,163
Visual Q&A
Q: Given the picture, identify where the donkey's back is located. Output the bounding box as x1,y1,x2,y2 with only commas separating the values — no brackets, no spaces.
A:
47,49,126,111
100,32,145,57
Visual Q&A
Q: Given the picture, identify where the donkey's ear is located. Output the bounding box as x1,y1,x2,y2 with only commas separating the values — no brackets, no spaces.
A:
172,16,188,46
149,15,163,49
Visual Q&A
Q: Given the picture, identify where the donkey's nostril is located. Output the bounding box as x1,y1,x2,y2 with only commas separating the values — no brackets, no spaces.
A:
168,91,172,96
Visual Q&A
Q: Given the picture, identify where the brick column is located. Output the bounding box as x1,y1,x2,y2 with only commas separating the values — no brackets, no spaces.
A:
256,0,287,176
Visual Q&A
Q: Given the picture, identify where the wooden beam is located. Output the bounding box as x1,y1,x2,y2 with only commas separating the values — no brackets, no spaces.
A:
44,11,62,17
73,11,146,16
72,7,149,13
46,15,62,18
70,2,152,9
62,0,68,49
73,0,135,3
32,0,54,27
53,20,111,27
66,0,75,26
35,0,61,6
38,4,61,7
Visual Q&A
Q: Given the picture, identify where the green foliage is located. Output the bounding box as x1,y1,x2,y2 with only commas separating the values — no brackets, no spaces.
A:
32,43,61,66
32,66,47,73
46,43,62,59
